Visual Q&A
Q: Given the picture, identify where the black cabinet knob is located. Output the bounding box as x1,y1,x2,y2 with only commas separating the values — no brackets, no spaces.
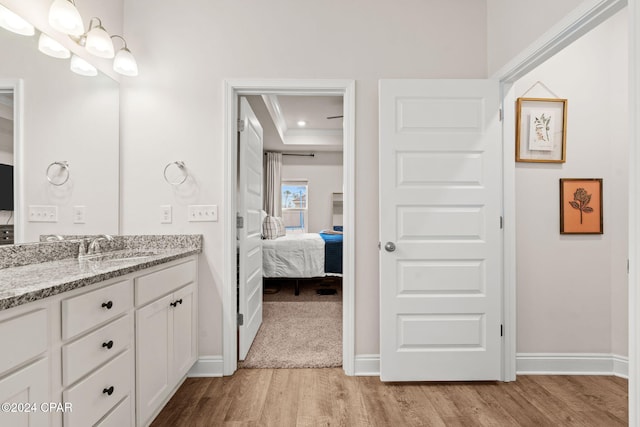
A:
102,340,114,349
101,301,113,310
177,299,183,305
170,298,184,308
102,386,114,396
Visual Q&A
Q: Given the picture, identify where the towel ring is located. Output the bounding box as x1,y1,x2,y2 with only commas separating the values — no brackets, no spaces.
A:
163,161,188,185
46,161,70,186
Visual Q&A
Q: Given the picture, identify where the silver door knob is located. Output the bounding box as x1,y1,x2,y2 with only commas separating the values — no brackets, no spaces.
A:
384,242,396,252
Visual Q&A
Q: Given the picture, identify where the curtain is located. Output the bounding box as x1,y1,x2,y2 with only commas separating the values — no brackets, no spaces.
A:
264,152,282,217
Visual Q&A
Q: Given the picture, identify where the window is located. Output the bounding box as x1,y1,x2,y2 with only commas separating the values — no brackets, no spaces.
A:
281,180,308,233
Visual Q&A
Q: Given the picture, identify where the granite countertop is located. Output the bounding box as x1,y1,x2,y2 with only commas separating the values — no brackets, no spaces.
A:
0,235,202,311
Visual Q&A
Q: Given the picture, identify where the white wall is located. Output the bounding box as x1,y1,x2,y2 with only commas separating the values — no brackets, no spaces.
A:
0,26,120,242
281,152,343,233
487,0,586,75
120,0,488,357
514,9,628,356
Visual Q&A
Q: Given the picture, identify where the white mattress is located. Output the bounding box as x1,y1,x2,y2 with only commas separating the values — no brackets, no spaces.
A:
262,233,325,278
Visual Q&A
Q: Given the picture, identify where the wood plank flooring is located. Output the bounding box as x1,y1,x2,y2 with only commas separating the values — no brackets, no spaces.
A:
150,369,628,426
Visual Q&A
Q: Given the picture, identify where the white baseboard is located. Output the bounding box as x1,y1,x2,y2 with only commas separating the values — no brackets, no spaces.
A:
188,356,224,377
187,353,628,379
517,353,628,378
354,354,380,376
613,354,629,378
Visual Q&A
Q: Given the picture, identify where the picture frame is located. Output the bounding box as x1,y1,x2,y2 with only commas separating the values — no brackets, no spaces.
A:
560,178,603,234
516,97,567,163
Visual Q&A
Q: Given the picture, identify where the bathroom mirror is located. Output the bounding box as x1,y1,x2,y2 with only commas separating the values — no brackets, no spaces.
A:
0,24,119,244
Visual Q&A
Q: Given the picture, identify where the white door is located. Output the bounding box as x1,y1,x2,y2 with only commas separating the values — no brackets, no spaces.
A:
379,79,502,381
238,97,264,360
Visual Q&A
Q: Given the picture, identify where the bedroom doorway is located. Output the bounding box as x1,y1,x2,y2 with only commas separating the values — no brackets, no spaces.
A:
223,80,356,376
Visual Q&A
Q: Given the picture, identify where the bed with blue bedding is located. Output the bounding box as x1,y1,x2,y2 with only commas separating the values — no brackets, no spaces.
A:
262,228,343,295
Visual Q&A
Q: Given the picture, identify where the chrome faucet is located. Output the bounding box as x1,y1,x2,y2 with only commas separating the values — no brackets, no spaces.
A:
87,234,114,255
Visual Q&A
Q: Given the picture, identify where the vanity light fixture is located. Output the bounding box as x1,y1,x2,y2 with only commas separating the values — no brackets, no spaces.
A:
48,0,84,36
38,33,71,59
84,17,114,58
0,5,35,36
111,35,138,76
70,54,97,76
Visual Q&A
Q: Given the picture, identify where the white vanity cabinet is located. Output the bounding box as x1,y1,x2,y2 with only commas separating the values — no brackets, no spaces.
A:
0,254,198,427
135,260,197,427
0,307,50,427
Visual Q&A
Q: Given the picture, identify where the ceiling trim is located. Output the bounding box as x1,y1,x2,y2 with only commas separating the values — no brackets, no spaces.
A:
261,94,287,144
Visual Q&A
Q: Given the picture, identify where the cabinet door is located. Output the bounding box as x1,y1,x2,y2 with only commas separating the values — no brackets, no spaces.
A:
171,284,197,382
136,294,172,427
0,358,50,427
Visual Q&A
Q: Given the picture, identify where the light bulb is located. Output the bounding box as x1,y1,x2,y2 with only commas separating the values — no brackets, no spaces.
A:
113,47,138,76
48,0,84,36
85,23,114,58
38,33,71,58
70,54,97,76
0,5,35,36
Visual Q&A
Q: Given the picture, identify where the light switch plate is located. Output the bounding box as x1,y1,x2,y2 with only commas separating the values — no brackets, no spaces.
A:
28,205,58,222
160,205,172,224
73,206,86,224
188,205,218,222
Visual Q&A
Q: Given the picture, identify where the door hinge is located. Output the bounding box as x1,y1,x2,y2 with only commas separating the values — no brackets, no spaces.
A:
500,216,503,229
500,324,503,337
378,242,381,250
237,313,244,326
237,119,245,132
236,215,244,229
499,108,503,121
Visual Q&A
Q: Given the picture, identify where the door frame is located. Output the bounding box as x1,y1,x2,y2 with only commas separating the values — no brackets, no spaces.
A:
495,0,634,412
222,79,356,375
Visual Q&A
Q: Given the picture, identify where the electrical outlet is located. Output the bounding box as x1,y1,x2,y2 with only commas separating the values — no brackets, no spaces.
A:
188,205,218,222
160,205,172,224
28,205,58,222
73,206,86,224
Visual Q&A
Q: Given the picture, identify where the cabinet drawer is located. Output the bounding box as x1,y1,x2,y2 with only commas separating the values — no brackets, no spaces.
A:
62,314,133,386
95,395,132,427
135,260,196,306
62,279,133,340
63,349,132,427
0,309,48,375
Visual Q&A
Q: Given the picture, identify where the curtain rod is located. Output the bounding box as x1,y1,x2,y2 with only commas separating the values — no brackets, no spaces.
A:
264,152,315,157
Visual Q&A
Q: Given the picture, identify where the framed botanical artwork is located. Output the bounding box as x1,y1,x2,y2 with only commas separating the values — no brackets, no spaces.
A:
516,97,568,163
560,178,603,234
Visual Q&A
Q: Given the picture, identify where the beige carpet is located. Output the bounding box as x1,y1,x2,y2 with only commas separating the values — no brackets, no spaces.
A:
239,301,342,369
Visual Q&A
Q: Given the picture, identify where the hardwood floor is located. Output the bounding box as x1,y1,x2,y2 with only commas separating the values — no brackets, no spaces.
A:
150,369,628,426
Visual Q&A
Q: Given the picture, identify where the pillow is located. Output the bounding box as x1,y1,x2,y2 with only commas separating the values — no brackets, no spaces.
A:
274,217,286,237
262,216,285,239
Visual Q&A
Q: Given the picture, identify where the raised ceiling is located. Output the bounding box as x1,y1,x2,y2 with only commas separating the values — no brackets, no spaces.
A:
246,95,343,153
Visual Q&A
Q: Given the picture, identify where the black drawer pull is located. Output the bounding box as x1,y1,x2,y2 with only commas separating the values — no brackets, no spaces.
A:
102,386,114,396
170,299,183,308
101,301,113,310
102,340,114,349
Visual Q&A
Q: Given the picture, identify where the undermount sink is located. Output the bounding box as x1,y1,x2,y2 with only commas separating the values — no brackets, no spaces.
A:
80,250,160,262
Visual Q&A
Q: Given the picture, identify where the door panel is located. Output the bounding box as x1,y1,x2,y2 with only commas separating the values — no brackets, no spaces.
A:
238,97,264,360
379,79,502,381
